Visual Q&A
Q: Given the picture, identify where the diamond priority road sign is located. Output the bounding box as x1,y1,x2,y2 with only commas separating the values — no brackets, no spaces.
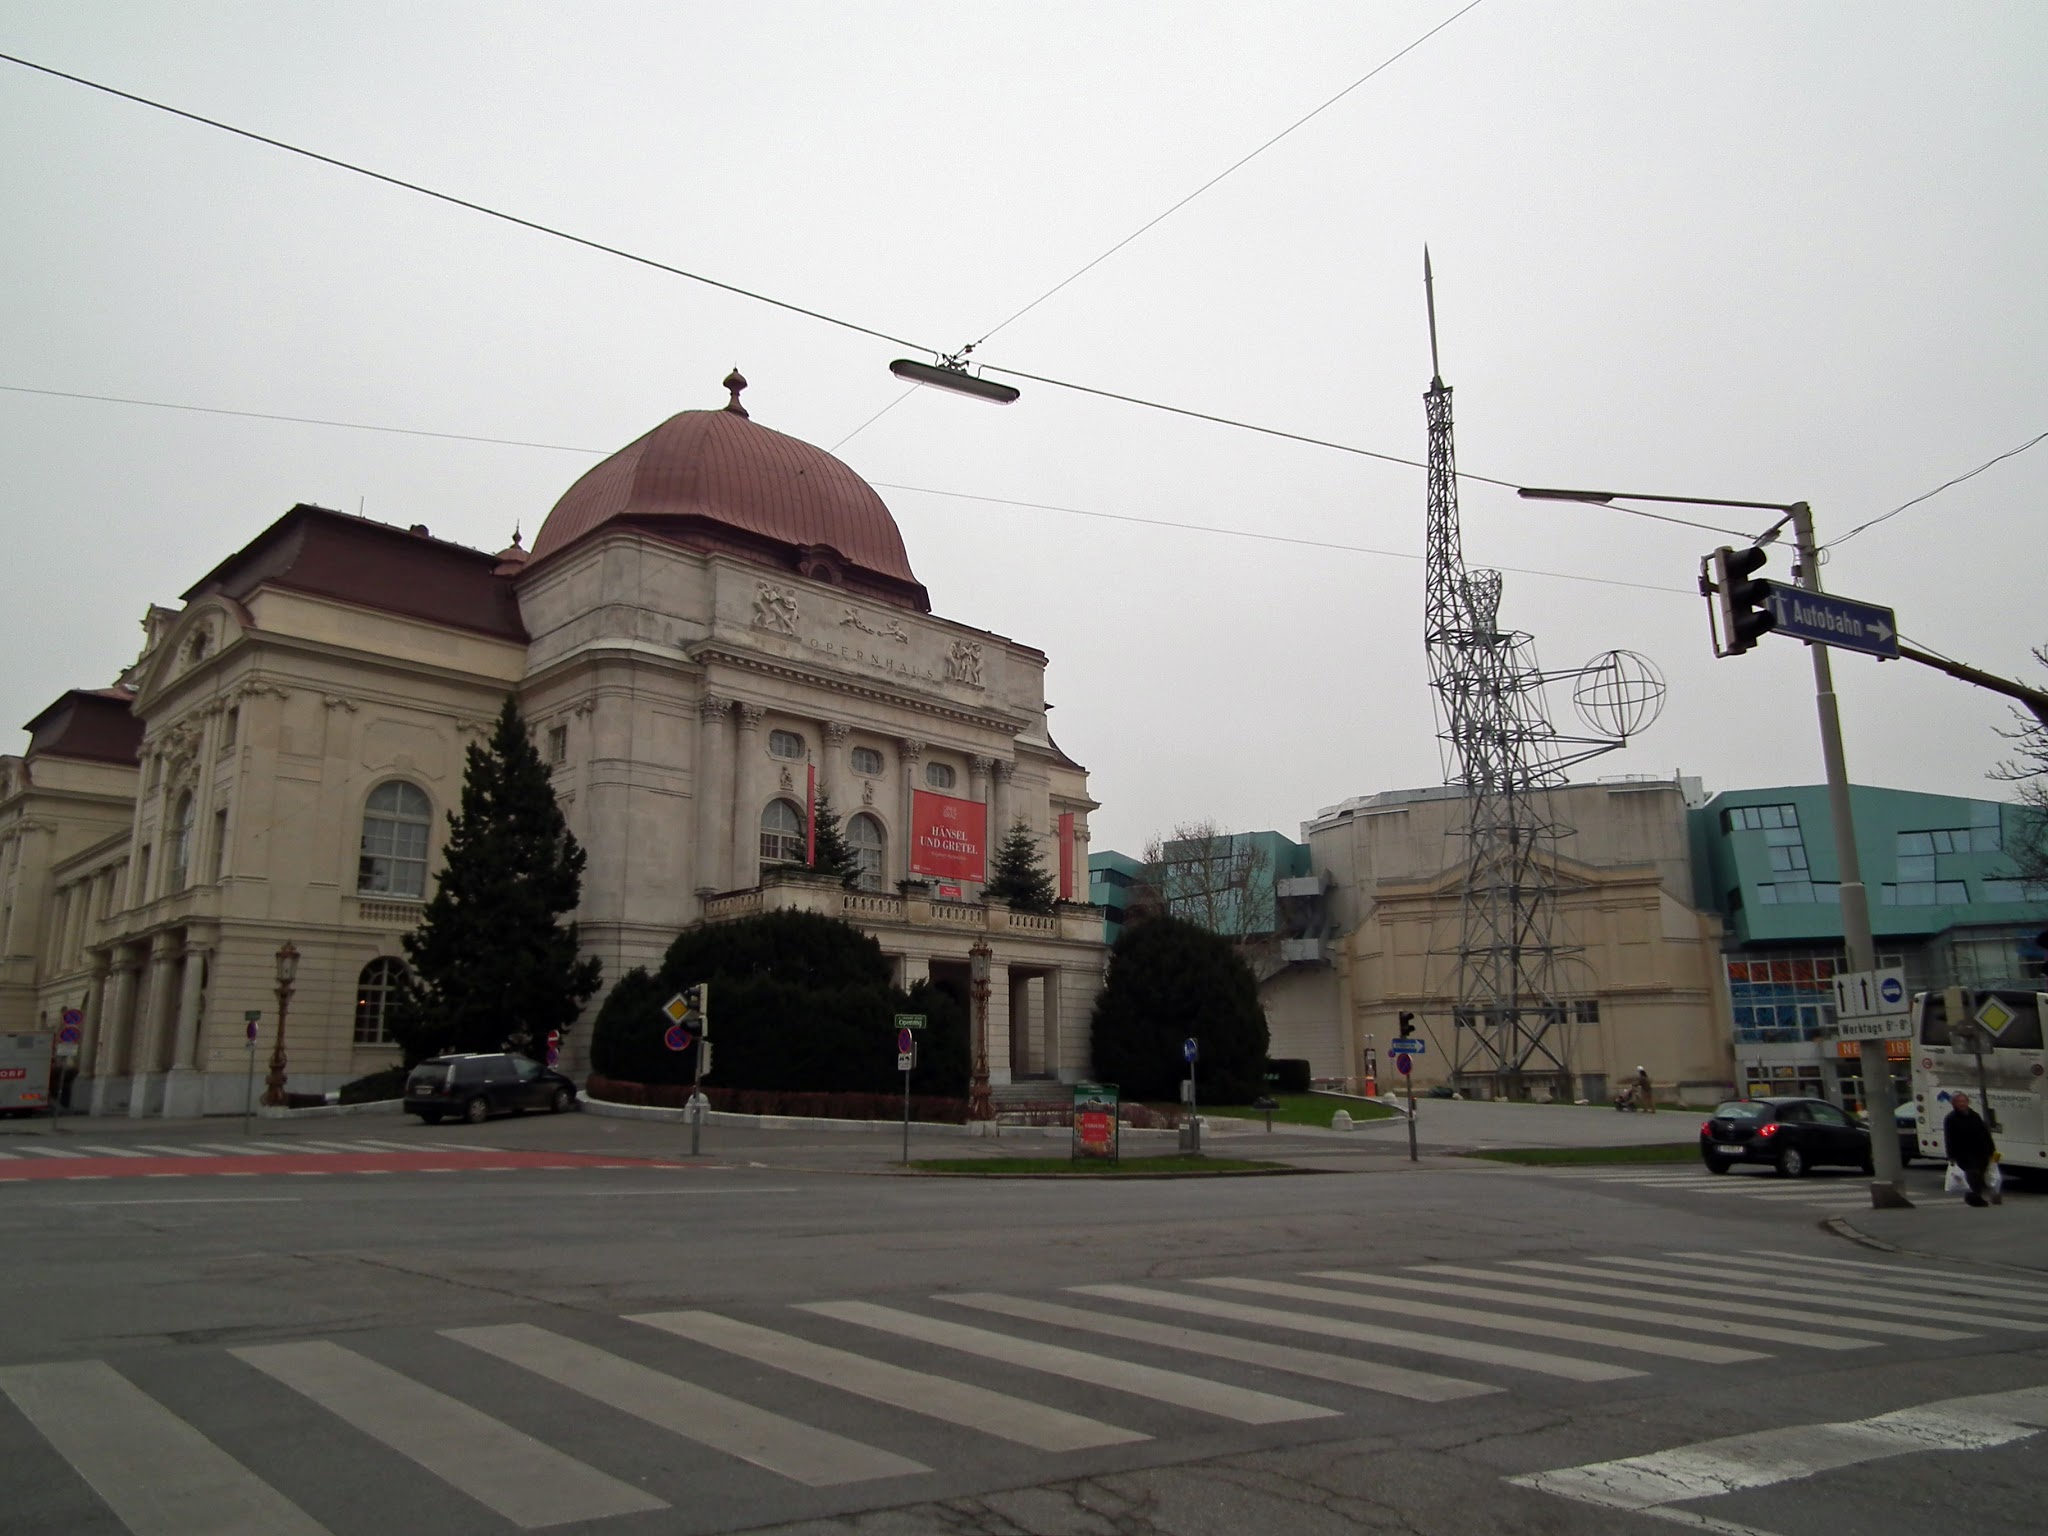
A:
1761,581,1899,659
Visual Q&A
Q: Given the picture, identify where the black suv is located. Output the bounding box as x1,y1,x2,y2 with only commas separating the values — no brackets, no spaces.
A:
405,1053,577,1125
1699,1096,1872,1177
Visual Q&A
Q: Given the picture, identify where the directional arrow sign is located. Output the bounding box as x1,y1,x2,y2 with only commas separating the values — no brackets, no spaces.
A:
1760,582,1899,659
1387,1038,1425,1056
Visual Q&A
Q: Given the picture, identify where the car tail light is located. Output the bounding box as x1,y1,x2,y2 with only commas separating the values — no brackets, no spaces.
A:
1759,1122,1781,1138
1700,1119,1713,1136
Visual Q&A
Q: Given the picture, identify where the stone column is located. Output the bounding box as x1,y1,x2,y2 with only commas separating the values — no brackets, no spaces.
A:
75,956,110,1109
89,949,137,1115
970,757,994,891
729,703,764,887
127,935,179,1117
694,694,731,897
161,939,212,1117
987,961,1013,1086
820,721,849,807
1042,967,1064,1081
898,953,930,990
897,738,925,885
991,760,1016,849
1069,818,1090,904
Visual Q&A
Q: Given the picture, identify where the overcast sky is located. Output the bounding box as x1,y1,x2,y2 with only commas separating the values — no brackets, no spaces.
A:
3,2,2043,854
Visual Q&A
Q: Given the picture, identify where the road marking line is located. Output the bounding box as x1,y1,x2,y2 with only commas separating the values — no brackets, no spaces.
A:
67,1144,152,1157
292,1140,388,1154
130,1144,216,1157
1195,1277,1760,1365
351,1139,430,1151
633,1309,1143,1451
450,1322,926,1485
1442,1264,1973,1341
1588,1258,2048,1329
72,1197,302,1205
191,1142,285,1156
1510,1385,2048,1512
800,1300,1337,1425
1071,1283,1640,1382
1536,1259,2048,1333
0,1358,332,1536
942,1291,1497,1403
1310,1270,1874,1351
1737,1250,2048,1304
9,1144,90,1158
1655,1255,2048,1314
232,1339,665,1527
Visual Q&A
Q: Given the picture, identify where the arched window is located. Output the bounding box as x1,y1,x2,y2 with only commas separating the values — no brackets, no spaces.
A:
925,761,956,790
166,791,195,891
354,957,408,1046
768,729,807,761
850,745,884,777
848,813,886,892
358,781,431,898
759,798,805,871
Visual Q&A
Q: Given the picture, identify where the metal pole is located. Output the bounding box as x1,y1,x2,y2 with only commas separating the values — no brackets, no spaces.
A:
1406,1067,1418,1162
902,1063,911,1166
243,1036,256,1134
1789,502,1909,1208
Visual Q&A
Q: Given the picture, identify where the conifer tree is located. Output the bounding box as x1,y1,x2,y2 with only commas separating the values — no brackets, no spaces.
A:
808,792,863,888
985,819,1057,913
392,698,602,1063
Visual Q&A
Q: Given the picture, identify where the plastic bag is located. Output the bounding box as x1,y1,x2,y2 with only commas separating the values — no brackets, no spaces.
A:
1987,1161,2003,1194
1945,1163,1969,1195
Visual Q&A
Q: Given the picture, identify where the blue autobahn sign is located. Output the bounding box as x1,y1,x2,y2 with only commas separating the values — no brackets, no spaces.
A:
1761,581,1899,660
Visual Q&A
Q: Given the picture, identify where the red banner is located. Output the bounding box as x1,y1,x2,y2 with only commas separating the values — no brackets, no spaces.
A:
910,790,986,881
1058,811,1074,902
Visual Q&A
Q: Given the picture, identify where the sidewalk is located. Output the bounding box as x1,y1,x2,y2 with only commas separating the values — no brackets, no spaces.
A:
1834,1183,2048,1276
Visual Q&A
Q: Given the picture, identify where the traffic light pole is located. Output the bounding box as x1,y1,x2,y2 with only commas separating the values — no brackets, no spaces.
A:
1787,503,1910,1208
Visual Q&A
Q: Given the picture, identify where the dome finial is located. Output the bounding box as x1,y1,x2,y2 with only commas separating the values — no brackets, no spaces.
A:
722,368,749,419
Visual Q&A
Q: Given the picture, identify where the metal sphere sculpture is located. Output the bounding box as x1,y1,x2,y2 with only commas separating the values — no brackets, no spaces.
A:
1572,649,1667,740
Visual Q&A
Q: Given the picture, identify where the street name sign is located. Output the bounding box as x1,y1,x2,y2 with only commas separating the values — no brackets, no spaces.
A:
894,1013,927,1031
1761,582,1899,659
1834,1015,1912,1041
1387,1038,1424,1056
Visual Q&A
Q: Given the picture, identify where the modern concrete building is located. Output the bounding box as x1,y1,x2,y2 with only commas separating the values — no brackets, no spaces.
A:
1,375,1108,1114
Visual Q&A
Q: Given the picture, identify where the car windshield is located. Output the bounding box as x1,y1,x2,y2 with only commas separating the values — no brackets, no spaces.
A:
1713,1101,1772,1119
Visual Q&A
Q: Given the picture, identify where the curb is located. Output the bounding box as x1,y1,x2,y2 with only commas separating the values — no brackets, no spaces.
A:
577,1092,1198,1142
254,1099,404,1120
1824,1213,2048,1278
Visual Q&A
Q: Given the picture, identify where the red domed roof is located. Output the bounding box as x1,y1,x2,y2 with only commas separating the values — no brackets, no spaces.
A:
529,375,928,610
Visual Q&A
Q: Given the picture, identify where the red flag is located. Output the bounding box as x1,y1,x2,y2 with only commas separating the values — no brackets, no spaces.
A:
1058,811,1074,900
805,762,817,866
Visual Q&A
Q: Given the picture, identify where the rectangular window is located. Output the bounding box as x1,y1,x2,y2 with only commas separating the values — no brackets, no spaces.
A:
1971,825,2001,852
1897,854,1935,881
1936,881,1969,904
547,725,568,765
222,707,239,749
210,808,229,882
1768,844,1808,872
1778,880,1815,903
1897,831,1933,857
1756,884,1779,904
1763,825,1802,847
133,846,151,905
1573,1000,1600,1024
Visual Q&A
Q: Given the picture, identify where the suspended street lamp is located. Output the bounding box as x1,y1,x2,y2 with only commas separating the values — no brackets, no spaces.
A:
888,345,1020,405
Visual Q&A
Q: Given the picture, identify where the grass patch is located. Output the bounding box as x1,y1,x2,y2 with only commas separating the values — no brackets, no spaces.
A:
909,1155,1292,1176
1207,1093,1400,1128
1465,1143,1700,1166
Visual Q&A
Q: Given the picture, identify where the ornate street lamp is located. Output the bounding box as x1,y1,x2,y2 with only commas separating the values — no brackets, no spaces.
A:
967,940,993,1123
262,940,299,1107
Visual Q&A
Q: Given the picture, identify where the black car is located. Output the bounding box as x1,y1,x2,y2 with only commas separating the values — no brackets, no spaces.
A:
1699,1096,1873,1177
405,1052,577,1124
1894,1104,1919,1166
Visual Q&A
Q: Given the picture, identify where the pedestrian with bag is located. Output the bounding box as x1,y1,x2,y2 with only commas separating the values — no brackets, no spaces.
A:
1943,1091,1999,1208
1633,1065,1656,1114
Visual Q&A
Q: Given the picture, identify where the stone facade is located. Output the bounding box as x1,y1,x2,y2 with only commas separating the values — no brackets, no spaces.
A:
4,391,1106,1114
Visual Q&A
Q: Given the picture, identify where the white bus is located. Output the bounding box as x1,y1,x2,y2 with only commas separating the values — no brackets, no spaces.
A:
1909,988,2047,1180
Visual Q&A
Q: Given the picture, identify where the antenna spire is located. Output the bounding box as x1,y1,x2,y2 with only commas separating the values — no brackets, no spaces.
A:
1424,245,1442,386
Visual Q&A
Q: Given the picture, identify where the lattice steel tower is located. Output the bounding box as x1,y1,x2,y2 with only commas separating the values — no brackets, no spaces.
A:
1420,250,1602,1099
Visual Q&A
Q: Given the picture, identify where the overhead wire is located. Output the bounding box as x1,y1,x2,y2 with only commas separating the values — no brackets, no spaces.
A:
969,0,1490,347
0,380,1687,595
0,46,1725,544
1824,428,2048,548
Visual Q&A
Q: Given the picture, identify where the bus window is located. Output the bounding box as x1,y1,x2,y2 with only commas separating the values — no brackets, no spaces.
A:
1917,991,1950,1046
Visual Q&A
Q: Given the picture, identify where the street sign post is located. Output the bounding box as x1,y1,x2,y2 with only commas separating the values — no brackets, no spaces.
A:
1830,967,1912,1041
897,1032,919,1165
1180,1038,1200,1155
1760,582,1899,660
1395,1054,1412,1075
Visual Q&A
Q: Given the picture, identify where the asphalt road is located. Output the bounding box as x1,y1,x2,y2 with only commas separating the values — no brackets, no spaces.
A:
2,1109,2043,1536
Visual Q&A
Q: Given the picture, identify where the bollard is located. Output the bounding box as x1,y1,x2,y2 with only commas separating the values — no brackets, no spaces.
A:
1331,1109,1353,1132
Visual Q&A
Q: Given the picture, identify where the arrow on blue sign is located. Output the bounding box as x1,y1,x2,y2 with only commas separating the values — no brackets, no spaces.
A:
1183,1038,1198,1063
1387,1038,1424,1056
1761,582,1899,660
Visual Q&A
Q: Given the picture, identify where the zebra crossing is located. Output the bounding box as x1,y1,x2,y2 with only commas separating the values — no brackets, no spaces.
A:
7,1249,2047,1534
0,1135,657,1182
1535,1163,1886,1210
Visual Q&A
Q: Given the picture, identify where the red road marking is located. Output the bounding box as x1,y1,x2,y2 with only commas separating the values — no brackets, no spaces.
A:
0,1149,660,1181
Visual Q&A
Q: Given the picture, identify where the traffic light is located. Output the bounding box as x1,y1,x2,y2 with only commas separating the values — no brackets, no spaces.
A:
1397,1011,1416,1037
682,983,710,1036
1709,544,1777,656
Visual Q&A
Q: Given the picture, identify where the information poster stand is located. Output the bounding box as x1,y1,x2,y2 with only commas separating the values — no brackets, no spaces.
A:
1072,1082,1120,1166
